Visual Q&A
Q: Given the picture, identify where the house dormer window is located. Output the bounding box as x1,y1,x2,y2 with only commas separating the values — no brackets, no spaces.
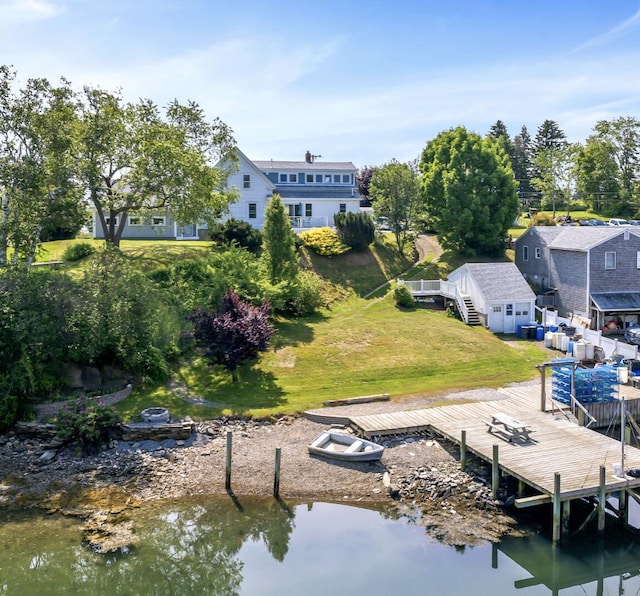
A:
523,246,529,261
605,251,616,270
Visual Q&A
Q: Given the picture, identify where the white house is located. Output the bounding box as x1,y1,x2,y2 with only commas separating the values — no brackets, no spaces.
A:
93,149,362,240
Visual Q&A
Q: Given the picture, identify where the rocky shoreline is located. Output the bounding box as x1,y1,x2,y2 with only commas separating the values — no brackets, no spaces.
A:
0,406,526,551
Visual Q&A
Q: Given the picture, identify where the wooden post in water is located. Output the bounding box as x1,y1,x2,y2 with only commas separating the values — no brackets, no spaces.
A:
225,431,232,491
620,489,628,526
562,500,571,538
598,465,606,532
460,430,467,472
492,445,499,499
273,447,282,497
552,472,561,545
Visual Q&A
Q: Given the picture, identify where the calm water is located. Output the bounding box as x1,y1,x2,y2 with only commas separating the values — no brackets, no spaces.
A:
1,497,640,595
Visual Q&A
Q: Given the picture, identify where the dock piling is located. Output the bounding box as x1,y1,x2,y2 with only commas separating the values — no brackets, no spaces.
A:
460,430,467,472
225,431,232,490
273,447,282,497
553,472,561,545
492,444,499,498
598,465,606,531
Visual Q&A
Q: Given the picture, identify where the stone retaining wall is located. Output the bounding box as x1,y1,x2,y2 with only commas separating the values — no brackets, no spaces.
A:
120,419,195,442
31,384,133,420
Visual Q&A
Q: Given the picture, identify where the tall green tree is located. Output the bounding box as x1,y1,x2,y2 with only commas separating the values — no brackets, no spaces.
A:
419,127,519,256
0,67,79,266
531,144,578,216
512,125,537,207
574,139,621,213
75,87,238,248
533,119,567,153
369,159,420,252
261,194,298,284
592,117,640,206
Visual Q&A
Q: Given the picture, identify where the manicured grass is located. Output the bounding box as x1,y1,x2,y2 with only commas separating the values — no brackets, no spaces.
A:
35,237,550,422
37,239,214,268
119,293,550,421
301,234,414,297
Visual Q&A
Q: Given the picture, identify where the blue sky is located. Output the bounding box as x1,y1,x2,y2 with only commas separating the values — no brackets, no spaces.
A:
1,0,640,168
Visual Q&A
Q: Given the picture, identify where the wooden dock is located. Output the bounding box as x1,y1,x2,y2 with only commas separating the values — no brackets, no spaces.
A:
346,383,640,542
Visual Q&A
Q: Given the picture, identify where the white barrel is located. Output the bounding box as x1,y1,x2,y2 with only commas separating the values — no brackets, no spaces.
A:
560,335,570,352
619,367,629,384
585,342,595,360
574,341,587,360
544,331,554,348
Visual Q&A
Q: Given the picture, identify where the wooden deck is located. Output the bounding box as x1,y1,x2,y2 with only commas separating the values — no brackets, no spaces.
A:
349,384,640,502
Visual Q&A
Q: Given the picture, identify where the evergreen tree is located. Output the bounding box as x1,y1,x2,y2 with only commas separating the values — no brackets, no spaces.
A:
261,194,298,284
513,125,536,207
334,211,375,250
533,119,567,153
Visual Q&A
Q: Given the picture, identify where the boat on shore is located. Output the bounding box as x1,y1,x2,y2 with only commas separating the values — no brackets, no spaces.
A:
308,430,384,462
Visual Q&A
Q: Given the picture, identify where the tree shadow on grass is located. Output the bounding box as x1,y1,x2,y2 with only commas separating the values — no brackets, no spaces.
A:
179,360,288,415
271,313,327,350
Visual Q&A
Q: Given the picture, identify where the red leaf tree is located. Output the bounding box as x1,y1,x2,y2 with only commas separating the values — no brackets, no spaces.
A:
187,290,275,382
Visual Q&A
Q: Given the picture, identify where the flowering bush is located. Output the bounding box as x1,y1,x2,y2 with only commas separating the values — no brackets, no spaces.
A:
299,227,349,256
55,397,122,454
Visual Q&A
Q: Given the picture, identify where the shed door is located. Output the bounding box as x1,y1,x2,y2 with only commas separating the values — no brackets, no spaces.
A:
489,305,504,333
504,303,515,334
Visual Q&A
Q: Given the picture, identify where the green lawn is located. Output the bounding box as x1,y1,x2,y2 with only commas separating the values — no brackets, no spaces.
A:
34,236,551,422
118,293,550,421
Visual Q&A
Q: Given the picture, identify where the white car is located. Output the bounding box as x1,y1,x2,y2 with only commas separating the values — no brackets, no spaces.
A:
609,218,630,226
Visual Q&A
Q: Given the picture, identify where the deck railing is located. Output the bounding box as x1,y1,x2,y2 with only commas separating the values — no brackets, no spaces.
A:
398,279,473,324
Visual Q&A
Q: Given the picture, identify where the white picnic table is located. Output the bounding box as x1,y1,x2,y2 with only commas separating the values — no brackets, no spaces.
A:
485,412,533,442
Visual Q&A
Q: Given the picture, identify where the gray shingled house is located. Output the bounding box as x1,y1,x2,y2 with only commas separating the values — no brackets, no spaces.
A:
515,226,640,331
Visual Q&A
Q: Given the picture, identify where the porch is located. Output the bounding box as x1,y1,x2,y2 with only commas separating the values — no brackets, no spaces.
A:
397,279,480,326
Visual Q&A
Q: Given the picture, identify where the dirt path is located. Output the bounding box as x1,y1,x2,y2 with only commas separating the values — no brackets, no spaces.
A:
363,234,443,299
414,233,443,263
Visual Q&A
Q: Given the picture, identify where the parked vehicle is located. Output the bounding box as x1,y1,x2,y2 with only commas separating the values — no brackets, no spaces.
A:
589,219,608,226
609,218,630,226
624,324,640,346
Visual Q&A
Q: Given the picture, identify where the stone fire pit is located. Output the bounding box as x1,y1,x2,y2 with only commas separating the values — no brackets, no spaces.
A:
140,407,170,423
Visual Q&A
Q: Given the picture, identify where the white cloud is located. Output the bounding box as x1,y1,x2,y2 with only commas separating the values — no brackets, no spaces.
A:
0,0,64,26
570,8,640,53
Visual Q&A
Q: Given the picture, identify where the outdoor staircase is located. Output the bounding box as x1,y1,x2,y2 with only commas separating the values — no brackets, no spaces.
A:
459,297,481,326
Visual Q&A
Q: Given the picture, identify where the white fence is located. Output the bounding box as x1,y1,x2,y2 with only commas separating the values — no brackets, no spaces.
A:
541,308,639,361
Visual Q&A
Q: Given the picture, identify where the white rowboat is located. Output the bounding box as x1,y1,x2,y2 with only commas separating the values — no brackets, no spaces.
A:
308,431,384,462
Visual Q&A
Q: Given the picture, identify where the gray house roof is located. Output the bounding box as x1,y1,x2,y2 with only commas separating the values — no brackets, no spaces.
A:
591,292,640,312
454,262,535,301
525,226,565,245
254,160,356,171
547,226,640,251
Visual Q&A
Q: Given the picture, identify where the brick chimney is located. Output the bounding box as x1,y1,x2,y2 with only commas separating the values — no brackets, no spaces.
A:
305,150,312,163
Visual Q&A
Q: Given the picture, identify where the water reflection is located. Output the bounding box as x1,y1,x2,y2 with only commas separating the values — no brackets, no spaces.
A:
496,532,640,595
1,498,640,595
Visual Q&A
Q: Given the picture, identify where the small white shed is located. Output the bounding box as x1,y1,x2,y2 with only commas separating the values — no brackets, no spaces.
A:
448,262,536,333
